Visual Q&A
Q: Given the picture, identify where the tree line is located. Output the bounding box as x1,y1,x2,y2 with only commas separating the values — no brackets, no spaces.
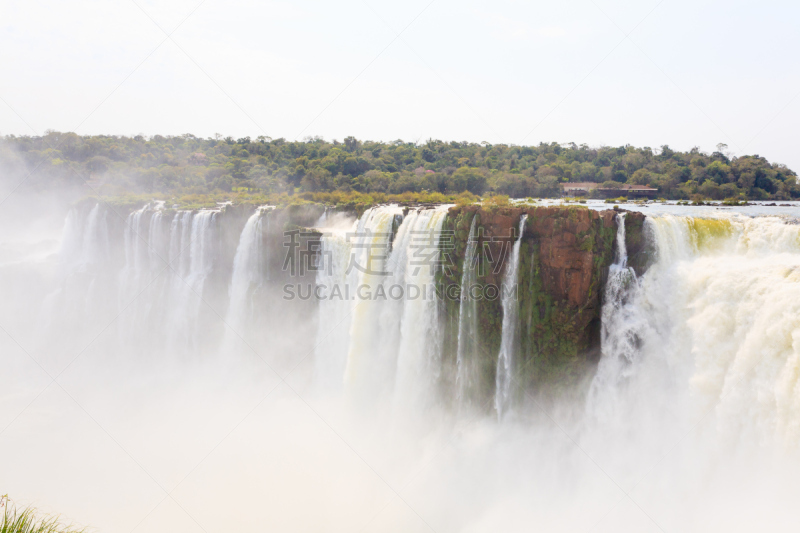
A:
2,132,797,200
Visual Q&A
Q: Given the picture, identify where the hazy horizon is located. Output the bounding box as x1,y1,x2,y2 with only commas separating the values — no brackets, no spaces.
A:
4,2,800,532
1,0,798,169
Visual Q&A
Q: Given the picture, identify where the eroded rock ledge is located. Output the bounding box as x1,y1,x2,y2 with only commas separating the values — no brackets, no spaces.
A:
438,205,648,400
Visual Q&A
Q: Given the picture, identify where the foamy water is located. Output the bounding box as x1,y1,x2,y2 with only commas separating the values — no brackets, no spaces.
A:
3,203,800,532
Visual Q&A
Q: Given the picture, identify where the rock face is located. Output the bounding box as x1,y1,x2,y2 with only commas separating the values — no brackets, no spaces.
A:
438,204,641,402
623,211,651,277
518,206,618,393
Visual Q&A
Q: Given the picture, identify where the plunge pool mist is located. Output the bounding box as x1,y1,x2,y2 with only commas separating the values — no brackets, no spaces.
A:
3,199,800,532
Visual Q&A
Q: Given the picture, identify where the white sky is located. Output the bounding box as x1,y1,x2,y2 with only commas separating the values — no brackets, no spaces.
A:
1,0,798,169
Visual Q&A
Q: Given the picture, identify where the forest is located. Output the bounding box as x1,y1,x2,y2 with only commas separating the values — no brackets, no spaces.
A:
1,132,797,203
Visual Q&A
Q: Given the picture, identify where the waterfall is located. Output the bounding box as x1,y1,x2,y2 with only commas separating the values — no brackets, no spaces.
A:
186,210,217,295
313,205,451,405
601,213,638,369
314,212,358,391
118,204,154,343
106,205,223,355
78,203,109,272
494,214,527,419
22,204,800,532
613,212,629,268
172,210,193,277
119,204,150,304
456,215,479,405
44,203,112,341
342,205,405,396
56,202,110,279
587,213,800,446
394,206,450,406
48,202,800,445
147,211,164,273
651,215,800,445
225,207,270,343
586,212,641,422
165,209,218,354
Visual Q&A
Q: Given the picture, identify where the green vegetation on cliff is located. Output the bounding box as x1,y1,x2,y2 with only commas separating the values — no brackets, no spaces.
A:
514,207,618,393
435,205,636,404
2,133,796,201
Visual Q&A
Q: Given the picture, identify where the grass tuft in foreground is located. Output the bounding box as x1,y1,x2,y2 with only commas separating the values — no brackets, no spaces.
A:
1,497,85,533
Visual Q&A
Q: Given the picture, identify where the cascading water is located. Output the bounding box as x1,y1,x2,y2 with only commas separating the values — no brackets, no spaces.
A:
587,213,648,424
341,205,405,397
656,215,800,446
314,212,359,391
494,214,526,419
50,203,224,356
171,210,193,276
42,202,113,351
588,213,800,449
51,204,800,436
312,205,451,406
394,206,450,407
78,203,109,273
119,205,150,306
15,202,800,533
164,209,218,354
224,206,271,349
456,215,479,405
186,210,217,294
57,202,110,284
586,212,640,421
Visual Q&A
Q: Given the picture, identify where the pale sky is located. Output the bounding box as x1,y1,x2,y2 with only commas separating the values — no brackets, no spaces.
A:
1,0,798,169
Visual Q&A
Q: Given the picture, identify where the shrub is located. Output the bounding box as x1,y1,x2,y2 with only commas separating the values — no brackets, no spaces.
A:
482,194,511,211
722,197,747,206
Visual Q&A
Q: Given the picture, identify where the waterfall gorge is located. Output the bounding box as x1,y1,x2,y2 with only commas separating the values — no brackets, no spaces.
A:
5,200,800,532
455,215,480,407
494,214,526,419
